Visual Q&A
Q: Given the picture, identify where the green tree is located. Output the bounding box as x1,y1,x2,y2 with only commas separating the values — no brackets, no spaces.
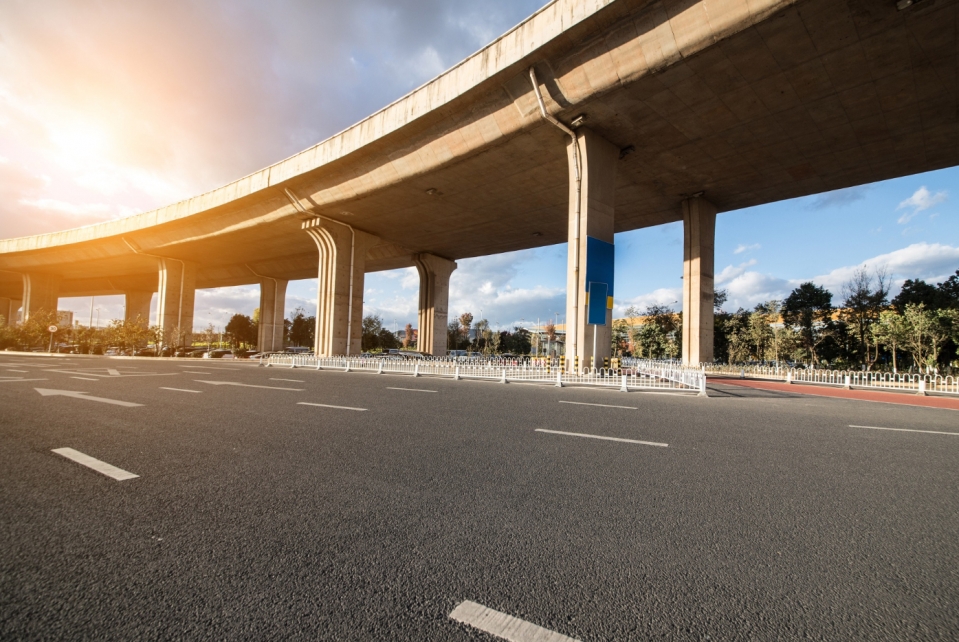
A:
447,317,462,351
17,308,61,350
900,304,952,373
782,282,834,365
459,312,473,350
402,322,414,349
225,314,256,350
840,267,889,368
892,278,941,312
288,307,314,348
362,314,384,351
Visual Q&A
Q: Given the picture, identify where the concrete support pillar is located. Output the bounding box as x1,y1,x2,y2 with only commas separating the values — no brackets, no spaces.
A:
22,273,60,322
414,253,457,356
303,218,378,356
564,127,619,372
682,197,717,366
0,298,19,326
257,278,288,353
156,259,196,346
125,291,153,327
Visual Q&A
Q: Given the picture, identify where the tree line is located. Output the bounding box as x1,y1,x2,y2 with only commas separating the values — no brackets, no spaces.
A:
621,268,959,372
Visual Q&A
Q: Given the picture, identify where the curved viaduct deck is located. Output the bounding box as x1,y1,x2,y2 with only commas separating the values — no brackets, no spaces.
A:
1,0,956,363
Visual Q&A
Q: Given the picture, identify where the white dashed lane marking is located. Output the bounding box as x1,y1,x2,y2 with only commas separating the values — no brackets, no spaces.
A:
270,378,305,383
536,429,668,448
849,424,959,437
52,448,139,481
160,387,202,393
298,402,367,412
559,400,636,410
387,387,437,393
449,600,580,642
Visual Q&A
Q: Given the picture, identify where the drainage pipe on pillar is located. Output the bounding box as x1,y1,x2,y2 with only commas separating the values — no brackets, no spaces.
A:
529,66,581,372
122,238,185,336
245,265,282,352
284,188,356,356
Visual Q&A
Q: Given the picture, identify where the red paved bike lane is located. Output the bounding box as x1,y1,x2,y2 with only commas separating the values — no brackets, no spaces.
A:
711,377,959,411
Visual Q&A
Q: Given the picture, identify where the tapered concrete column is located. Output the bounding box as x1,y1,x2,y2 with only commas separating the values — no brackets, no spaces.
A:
257,277,288,352
125,291,153,327
303,218,379,356
156,259,196,344
414,253,457,356
22,273,60,322
0,298,19,326
682,197,717,366
564,127,619,372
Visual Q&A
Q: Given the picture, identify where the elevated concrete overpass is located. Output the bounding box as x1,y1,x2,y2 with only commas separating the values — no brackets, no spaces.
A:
1,0,956,366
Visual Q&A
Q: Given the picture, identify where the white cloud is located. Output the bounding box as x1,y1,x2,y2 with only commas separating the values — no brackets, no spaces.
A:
897,186,947,223
614,288,682,316
19,198,113,218
733,243,760,254
715,259,757,284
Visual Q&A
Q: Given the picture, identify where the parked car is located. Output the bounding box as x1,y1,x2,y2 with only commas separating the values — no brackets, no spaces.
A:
202,349,233,359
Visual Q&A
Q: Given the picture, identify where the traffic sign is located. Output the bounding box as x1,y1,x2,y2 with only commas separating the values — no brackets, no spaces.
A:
48,325,58,333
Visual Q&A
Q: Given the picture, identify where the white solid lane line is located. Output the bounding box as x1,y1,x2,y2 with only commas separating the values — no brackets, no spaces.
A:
71,376,99,381
270,378,305,382
559,400,636,410
536,428,668,448
298,402,367,411
387,387,437,393
185,371,211,374
160,387,202,393
449,600,580,642
52,448,139,481
849,424,959,437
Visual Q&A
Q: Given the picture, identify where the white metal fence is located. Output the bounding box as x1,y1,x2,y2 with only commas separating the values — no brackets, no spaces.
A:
265,354,706,393
703,363,958,395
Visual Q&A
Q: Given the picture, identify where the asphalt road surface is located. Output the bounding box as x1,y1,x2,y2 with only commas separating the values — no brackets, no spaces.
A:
1,354,957,640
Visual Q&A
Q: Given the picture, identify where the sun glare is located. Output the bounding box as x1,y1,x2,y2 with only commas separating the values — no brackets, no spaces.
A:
49,120,112,166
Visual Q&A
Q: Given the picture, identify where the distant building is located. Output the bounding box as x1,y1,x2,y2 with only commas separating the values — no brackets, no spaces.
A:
57,311,74,327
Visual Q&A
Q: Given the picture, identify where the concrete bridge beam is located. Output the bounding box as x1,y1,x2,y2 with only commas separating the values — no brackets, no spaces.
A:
156,259,196,346
564,127,619,372
124,291,153,327
257,278,288,353
22,274,60,322
414,253,457,356
681,197,716,366
303,218,379,356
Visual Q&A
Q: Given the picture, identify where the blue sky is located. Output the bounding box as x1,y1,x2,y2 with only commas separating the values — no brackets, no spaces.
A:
2,0,956,331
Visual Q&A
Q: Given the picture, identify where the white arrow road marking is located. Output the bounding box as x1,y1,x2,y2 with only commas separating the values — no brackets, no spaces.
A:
107,368,121,376
160,387,202,393
35,388,143,407
52,448,138,481
449,600,580,642
298,402,367,411
195,380,303,391
536,428,668,448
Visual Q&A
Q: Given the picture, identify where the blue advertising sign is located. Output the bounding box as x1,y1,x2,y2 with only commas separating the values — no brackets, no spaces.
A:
585,236,614,296
587,281,608,326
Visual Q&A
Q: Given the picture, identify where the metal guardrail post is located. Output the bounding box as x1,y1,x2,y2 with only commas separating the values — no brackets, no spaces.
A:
918,378,926,396
556,371,563,387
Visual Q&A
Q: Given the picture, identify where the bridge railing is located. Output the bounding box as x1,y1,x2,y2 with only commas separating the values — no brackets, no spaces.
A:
701,363,958,395
264,355,706,393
